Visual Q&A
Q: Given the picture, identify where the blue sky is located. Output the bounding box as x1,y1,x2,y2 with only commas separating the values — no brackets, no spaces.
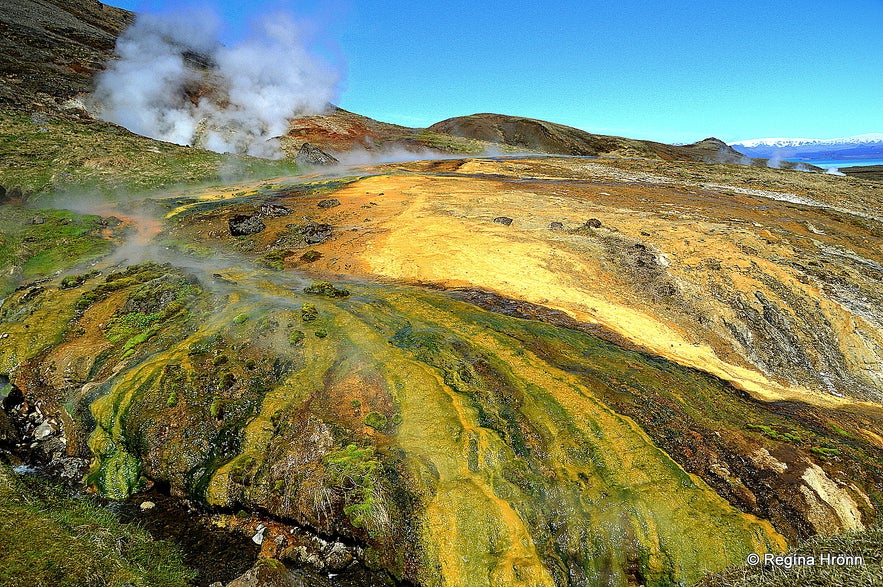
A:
109,0,883,144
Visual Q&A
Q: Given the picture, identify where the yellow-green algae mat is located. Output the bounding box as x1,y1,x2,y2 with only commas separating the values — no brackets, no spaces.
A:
76,270,784,587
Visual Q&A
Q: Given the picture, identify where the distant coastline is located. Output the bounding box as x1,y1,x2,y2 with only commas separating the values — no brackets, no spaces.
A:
785,157,883,170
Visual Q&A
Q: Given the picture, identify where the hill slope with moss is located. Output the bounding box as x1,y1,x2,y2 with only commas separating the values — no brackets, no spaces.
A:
1,153,881,585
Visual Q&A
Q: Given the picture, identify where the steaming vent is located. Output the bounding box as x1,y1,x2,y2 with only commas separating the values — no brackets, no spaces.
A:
87,11,339,159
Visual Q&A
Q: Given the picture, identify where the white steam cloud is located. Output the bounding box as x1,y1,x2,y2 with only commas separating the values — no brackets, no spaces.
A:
89,10,339,158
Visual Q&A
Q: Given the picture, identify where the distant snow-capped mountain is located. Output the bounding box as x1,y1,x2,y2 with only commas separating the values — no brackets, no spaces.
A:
729,133,883,161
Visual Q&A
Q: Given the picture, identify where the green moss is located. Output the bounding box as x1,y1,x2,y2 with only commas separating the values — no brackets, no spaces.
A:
747,424,802,443
260,250,292,270
314,329,328,338
810,446,841,459
301,303,319,322
300,250,322,263
86,441,144,500
105,311,161,343
166,391,178,408
323,444,385,534
60,270,100,289
304,281,350,298
233,313,249,325
288,330,305,346
210,398,224,419
364,411,388,430
831,424,859,440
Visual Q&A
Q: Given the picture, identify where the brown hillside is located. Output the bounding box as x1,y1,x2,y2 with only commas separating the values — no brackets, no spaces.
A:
0,0,132,111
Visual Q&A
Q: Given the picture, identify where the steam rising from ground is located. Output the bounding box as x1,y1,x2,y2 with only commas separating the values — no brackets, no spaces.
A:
89,10,338,158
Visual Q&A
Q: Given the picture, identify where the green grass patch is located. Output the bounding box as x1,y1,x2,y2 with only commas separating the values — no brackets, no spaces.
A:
810,446,841,459
0,207,112,294
323,443,385,535
0,464,194,587
698,523,882,587
747,424,803,443
0,110,302,197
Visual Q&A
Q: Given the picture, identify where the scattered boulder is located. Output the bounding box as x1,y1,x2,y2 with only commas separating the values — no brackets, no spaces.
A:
252,524,267,545
584,218,602,228
33,421,55,441
317,199,340,209
549,221,564,230
229,215,266,236
30,216,46,225
493,216,514,226
140,500,156,511
259,204,292,218
300,222,332,245
295,143,338,167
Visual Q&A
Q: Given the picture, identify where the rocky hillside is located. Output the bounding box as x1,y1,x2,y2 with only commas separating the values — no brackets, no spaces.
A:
0,0,132,111
428,113,779,165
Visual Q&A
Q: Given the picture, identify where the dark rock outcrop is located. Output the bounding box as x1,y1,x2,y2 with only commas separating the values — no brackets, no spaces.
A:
317,199,340,209
229,215,266,236
295,143,338,167
300,222,332,245
493,216,513,226
259,204,292,218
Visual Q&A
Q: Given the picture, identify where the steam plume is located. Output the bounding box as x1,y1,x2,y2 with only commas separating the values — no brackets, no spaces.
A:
89,10,339,158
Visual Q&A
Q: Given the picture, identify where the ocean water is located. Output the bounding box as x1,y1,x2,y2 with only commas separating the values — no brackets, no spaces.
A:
786,158,883,170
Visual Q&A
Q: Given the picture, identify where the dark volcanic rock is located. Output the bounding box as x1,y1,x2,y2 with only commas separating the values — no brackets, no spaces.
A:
259,204,292,218
300,222,332,245
229,214,266,236
295,143,339,167
493,216,513,226
584,218,602,228
317,199,340,209
548,221,564,230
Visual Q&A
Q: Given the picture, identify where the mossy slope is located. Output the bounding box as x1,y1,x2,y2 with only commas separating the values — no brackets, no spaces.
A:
2,264,805,586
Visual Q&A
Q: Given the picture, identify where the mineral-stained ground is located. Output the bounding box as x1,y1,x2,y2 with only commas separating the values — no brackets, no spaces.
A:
2,152,881,586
